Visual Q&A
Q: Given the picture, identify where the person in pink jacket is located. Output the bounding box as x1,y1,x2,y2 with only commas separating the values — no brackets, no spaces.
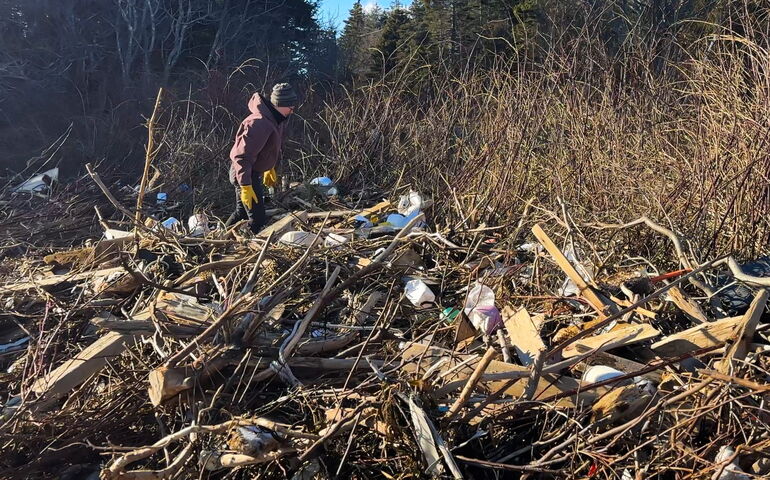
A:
225,83,297,233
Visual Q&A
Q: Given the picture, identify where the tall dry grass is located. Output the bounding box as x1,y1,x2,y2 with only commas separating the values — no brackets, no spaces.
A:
295,13,770,260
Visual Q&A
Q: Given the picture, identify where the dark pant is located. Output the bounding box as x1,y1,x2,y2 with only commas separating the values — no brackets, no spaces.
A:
225,171,265,234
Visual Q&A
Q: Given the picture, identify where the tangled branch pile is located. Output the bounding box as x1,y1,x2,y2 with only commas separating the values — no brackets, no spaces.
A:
2,169,770,480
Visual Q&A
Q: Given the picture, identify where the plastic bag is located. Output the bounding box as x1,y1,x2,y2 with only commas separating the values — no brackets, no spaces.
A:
464,283,502,334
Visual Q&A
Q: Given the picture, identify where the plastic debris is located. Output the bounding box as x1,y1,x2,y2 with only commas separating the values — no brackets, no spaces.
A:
383,210,421,229
440,307,461,324
156,192,167,205
0,337,29,354
104,229,133,240
714,446,750,480
279,231,348,248
405,279,435,307
161,217,181,229
309,176,334,187
397,190,423,216
13,167,59,194
310,176,338,196
324,232,348,247
582,365,626,384
187,214,209,237
559,246,595,297
353,214,374,229
279,231,317,247
464,282,502,334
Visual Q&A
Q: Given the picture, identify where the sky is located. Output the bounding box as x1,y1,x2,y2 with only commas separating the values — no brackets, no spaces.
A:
317,0,406,32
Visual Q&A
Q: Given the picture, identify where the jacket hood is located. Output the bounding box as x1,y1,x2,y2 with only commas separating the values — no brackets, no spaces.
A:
247,93,268,116
248,93,285,124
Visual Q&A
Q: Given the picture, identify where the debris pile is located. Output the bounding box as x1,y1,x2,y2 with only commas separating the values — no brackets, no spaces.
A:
3,171,770,479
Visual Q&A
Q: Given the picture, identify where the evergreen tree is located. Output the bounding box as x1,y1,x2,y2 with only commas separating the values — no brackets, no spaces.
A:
371,6,412,76
339,1,370,79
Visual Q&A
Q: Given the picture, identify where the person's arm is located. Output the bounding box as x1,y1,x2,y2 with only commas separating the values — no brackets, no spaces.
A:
231,121,270,185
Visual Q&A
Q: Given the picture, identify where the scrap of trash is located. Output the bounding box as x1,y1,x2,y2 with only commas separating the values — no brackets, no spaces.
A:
2,167,770,479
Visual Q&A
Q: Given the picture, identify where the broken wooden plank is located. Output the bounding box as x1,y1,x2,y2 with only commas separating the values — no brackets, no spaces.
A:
400,342,588,407
258,210,308,239
307,210,352,219
32,331,132,407
2,266,125,293
651,315,743,357
718,289,768,374
611,296,658,319
531,224,618,317
579,351,662,383
344,200,391,224
446,346,497,420
592,383,653,425
90,312,201,337
155,292,215,325
92,269,141,297
148,365,195,406
503,306,545,366
666,286,708,324
562,323,660,359
44,247,95,267
148,354,384,405
43,234,135,269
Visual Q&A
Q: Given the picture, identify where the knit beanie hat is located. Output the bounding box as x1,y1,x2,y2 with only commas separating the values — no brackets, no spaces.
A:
270,83,298,108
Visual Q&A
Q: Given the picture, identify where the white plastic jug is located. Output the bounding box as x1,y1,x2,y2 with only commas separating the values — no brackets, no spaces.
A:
405,279,435,307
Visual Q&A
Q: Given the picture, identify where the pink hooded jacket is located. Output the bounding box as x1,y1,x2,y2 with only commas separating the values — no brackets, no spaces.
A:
229,93,286,186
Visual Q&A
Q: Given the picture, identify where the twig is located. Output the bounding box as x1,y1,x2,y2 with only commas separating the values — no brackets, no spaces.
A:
446,346,496,421
454,455,563,475
135,88,164,234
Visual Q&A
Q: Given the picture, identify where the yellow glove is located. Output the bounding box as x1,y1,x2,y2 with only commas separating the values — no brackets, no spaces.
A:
263,168,277,188
239,185,259,209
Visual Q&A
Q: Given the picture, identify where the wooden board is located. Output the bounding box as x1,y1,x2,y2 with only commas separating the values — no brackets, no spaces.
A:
399,342,591,407
307,210,352,219
258,210,308,239
31,331,132,406
91,312,201,337
579,351,662,383
503,306,545,366
667,286,708,324
592,383,652,424
531,224,617,317
44,247,95,267
155,292,215,325
43,234,135,269
92,269,141,296
344,200,391,224
718,289,768,374
2,266,125,293
563,323,660,358
651,315,743,357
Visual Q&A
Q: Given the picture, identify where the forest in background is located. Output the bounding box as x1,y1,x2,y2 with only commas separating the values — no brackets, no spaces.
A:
1,0,770,256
